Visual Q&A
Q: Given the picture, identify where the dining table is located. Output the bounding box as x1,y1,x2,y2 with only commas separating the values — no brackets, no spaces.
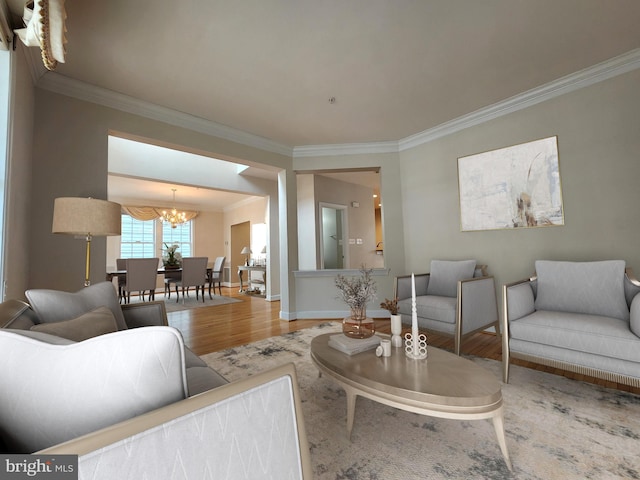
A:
106,266,215,298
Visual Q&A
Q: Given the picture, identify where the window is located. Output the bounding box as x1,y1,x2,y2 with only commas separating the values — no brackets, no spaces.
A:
162,221,192,257
120,215,155,258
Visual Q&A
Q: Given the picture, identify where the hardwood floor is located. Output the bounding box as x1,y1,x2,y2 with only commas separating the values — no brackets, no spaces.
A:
168,286,640,395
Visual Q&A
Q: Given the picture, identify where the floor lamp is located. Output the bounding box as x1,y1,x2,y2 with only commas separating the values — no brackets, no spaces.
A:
52,197,122,287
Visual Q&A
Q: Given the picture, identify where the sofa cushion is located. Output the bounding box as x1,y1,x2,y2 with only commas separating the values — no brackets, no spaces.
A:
534,260,629,321
0,326,187,453
426,260,477,298
30,306,118,341
510,310,640,363
25,282,127,330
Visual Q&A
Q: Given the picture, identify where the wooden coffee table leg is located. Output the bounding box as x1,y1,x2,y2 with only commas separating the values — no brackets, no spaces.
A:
491,408,512,471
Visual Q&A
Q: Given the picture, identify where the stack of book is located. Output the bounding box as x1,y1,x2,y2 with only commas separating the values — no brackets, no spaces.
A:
328,334,381,355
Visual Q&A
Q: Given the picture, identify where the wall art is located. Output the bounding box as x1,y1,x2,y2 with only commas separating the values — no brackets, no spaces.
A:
457,136,564,231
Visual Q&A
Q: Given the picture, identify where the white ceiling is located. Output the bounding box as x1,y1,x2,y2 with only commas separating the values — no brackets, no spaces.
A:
6,1,640,209
7,0,640,147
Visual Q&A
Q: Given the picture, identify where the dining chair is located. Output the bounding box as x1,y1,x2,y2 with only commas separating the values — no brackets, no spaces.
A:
164,269,182,299
174,257,208,304
116,258,127,303
208,256,226,298
123,258,160,304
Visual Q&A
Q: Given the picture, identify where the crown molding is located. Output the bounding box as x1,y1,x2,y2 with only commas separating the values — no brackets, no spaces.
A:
397,47,640,151
33,48,640,159
293,140,399,158
293,47,640,158
35,72,294,157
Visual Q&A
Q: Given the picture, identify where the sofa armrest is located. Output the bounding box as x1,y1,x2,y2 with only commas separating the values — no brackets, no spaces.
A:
503,279,536,323
39,363,312,479
501,277,535,383
458,276,498,334
630,294,640,338
121,301,168,328
394,273,429,301
0,300,38,330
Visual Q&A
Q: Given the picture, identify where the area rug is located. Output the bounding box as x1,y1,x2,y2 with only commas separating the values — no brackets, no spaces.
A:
126,294,241,313
201,322,640,480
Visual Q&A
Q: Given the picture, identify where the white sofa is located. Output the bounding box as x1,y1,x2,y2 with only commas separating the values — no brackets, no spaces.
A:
39,363,312,480
502,260,640,387
0,282,229,453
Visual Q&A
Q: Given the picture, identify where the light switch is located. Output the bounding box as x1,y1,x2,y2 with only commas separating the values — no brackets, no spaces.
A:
349,238,356,245
356,238,363,245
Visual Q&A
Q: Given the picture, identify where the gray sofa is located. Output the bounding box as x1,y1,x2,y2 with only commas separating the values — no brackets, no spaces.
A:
0,282,228,453
395,260,500,355
502,260,640,388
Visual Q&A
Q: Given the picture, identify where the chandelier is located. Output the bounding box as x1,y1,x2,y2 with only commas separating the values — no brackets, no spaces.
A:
160,189,187,229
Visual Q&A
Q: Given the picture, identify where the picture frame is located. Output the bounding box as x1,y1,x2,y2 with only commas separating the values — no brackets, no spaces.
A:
457,136,564,232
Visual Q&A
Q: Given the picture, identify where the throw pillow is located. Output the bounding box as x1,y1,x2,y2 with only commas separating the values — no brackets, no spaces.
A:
30,306,118,342
0,326,187,453
534,260,629,321
426,260,477,298
25,281,127,330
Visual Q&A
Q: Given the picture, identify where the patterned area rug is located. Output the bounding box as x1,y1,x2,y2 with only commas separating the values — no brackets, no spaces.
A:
201,322,640,480
126,294,241,313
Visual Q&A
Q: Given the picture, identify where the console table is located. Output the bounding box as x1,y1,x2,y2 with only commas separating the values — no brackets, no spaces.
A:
237,265,266,294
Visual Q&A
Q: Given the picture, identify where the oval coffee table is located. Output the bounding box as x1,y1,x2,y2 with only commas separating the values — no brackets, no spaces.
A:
310,333,512,471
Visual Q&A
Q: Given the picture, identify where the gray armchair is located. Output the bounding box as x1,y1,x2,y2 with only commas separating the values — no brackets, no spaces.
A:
394,260,500,355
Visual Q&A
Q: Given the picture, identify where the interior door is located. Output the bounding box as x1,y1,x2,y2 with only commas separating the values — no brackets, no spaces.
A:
230,221,251,283
319,204,346,269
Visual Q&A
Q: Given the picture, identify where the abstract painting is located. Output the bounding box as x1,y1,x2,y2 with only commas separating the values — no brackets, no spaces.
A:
457,136,564,232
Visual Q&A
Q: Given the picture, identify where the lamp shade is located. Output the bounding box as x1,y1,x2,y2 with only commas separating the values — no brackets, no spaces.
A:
240,246,251,255
52,197,121,236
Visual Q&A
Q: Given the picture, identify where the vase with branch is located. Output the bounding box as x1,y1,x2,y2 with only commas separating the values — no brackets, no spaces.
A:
381,297,403,347
335,266,377,339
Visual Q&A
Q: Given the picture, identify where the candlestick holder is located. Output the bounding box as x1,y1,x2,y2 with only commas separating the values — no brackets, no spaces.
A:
404,332,428,359
390,314,403,348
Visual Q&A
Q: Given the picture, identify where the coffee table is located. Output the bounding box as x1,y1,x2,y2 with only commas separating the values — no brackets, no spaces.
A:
310,333,512,471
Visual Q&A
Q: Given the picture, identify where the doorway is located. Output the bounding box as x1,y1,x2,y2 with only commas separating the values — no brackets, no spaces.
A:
319,203,347,269
230,221,251,283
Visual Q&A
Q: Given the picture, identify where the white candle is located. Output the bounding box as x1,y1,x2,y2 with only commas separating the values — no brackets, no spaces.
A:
411,273,419,353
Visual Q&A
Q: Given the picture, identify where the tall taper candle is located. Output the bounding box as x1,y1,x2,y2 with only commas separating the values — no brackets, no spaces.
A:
411,273,419,354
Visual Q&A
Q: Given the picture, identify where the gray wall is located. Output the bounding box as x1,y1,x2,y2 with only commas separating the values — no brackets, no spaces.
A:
399,68,640,296
6,51,639,319
4,46,34,300
27,89,292,298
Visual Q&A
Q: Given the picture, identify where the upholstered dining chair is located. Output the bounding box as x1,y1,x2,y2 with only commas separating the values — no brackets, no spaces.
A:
164,269,182,299
116,258,127,303
123,258,160,304
174,257,208,304
208,256,226,298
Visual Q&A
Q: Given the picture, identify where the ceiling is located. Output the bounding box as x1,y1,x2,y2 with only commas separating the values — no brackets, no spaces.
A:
6,1,640,209
6,0,640,148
